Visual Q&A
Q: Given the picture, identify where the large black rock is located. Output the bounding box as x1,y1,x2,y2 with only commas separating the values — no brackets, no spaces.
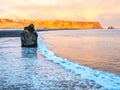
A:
21,24,38,47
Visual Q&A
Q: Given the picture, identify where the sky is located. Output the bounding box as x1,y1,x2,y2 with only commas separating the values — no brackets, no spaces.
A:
0,0,120,28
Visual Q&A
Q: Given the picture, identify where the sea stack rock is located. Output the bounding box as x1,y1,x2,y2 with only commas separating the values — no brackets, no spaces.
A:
21,24,38,47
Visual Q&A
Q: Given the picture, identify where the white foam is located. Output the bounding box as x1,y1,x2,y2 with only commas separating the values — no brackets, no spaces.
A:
38,36,120,90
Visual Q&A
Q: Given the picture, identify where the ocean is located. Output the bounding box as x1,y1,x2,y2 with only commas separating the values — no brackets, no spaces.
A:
0,29,120,89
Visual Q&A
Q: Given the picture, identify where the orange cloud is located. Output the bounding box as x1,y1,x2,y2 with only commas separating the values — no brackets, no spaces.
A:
0,0,120,27
0,10,31,20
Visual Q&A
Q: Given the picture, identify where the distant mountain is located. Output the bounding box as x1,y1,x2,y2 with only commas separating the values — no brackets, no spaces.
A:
0,18,102,29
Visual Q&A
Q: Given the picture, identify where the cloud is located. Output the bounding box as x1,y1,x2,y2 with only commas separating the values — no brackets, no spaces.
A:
97,13,120,28
0,9,31,20
0,0,120,27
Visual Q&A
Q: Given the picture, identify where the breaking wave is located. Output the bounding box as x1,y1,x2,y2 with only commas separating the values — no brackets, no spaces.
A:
38,36,120,90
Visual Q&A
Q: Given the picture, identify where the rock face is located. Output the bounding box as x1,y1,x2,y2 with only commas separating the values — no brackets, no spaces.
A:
21,24,38,47
0,19,102,29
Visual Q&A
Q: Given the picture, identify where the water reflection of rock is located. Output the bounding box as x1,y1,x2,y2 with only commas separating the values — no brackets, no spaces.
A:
21,47,38,72
20,47,38,89
21,47,37,58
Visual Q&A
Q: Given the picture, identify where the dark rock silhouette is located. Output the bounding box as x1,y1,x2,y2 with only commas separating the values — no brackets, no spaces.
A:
21,24,38,47
108,26,114,29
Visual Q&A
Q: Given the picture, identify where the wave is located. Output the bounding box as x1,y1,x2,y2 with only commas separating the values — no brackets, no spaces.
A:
38,36,120,90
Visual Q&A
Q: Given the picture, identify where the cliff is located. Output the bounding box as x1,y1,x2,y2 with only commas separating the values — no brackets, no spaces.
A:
38,20,102,29
0,19,102,29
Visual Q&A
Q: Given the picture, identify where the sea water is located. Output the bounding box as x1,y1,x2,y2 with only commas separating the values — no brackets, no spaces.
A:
0,29,120,90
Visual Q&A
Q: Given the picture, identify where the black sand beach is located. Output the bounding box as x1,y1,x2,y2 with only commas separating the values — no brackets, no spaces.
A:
0,29,67,37
0,28,84,38
0,30,23,37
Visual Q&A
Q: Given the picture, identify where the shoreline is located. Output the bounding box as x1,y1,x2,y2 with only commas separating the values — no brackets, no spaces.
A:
0,28,118,37
40,30,120,75
0,28,102,37
0,30,22,37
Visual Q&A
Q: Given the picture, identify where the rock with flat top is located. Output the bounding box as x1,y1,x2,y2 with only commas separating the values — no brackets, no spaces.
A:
21,24,38,47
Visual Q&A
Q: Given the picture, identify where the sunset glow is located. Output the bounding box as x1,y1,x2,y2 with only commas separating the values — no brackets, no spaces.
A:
0,0,120,28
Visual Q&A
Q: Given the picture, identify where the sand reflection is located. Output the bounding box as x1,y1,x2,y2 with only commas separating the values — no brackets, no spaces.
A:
40,30,120,75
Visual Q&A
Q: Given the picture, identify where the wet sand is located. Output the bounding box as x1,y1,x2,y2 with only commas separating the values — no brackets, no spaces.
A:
0,28,84,37
0,30,23,37
40,30,120,75
0,29,66,37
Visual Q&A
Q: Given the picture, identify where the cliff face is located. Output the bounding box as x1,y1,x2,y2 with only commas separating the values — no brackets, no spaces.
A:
38,20,102,29
0,19,102,29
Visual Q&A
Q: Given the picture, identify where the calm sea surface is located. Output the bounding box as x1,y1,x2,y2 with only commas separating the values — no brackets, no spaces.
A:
40,29,120,75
